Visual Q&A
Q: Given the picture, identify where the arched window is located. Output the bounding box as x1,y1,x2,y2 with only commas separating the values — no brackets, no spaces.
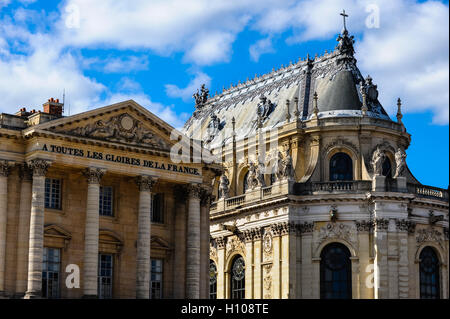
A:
382,157,392,178
330,153,353,181
243,172,249,193
420,247,440,299
230,255,245,299
209,260,217,299
320,243,352,299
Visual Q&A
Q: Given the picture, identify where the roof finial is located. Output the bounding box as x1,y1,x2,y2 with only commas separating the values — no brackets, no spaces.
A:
313,92,319,118
397,98,403,124
340,9,349,32
285,99,291,123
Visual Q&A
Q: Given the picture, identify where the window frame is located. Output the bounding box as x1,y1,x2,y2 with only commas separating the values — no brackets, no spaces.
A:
320,242,352,299
151,193,165,224
209,260,217,299
419,246,441,299
42,247,61,299
99,186,114,217
45,178,62,210
98,253,114,299
329,152,353,181
230,255,245,299
150,258,164,299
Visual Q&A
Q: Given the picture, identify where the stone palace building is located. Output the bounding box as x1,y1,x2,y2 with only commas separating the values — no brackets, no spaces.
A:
182,22,449,299
0,99,220,298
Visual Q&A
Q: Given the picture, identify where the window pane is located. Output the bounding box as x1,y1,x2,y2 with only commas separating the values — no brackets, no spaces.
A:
151,194,164,223
320,243,351,299
420,247,440,299
98,254,113,299
42,247,61,299
45,178,62,210
329,153,353,181
150,259,163,299
99,186,113,216
209,261,217,299
230,256,245,299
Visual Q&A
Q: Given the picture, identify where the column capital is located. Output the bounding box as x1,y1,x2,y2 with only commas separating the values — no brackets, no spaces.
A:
83,167,106,184
200,185,213,207
187,183,202,199
0,159,13,177
136,175,157,192
27,159,51,177
19,163,33,181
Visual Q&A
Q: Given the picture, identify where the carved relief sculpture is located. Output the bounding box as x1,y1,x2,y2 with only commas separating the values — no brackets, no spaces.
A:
394,148,407,178
371,147,385,176
218,174,230,199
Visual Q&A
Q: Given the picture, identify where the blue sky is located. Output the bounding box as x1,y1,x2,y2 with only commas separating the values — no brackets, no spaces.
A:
0,0,448,188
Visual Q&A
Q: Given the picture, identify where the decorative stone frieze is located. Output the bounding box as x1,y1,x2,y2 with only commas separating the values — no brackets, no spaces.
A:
318,223,356,247
243,229,253,243
19,163,33,181
355,220,374,232
252,227,262,240
416,229,444,247
0,160,11,177
263,231,273,254
226,236,245,257
374,218,389,231
298,222,314,234
270,223,283,237
395,219,416,234
187,184,202,199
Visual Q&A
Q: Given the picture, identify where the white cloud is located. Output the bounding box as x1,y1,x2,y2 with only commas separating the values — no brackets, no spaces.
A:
249,36,274,62
83,55,149,73
165,71,211,102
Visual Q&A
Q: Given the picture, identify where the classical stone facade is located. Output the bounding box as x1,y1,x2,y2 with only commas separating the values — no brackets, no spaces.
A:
183,24,449,299
0,99,219,298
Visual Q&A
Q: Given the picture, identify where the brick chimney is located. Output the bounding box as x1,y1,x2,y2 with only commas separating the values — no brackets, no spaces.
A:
43,98,63,117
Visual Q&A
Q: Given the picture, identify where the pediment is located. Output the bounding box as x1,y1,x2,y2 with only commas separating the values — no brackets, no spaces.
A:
99,229,123,245
151,236,171,250
44,224,72,239
29,100,182,152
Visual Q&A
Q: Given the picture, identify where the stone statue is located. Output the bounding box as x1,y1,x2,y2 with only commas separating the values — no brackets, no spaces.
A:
281,150,295,180
193,84,209,108
206,114,220,143
246,162,259,191
256,161,266,187
371,147,385,176
218,174,229,199
394,148,407,178
256,95,274,123
336,29,355,56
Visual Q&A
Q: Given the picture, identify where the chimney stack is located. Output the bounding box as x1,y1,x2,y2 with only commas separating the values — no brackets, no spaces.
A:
43,97,63,117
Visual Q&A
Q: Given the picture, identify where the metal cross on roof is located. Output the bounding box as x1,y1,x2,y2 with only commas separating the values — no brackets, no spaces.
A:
340,9,348,30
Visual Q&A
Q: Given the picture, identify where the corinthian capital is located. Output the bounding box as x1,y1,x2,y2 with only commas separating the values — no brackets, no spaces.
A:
0,160,13,177
27,159,51,177
136,175,157,192
83,167,106,184
187,183,202,199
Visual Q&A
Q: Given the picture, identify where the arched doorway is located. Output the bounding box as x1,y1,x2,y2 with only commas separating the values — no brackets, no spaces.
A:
320,243,352,299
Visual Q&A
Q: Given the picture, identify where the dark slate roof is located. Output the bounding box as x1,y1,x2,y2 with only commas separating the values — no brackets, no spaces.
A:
182,28,391,147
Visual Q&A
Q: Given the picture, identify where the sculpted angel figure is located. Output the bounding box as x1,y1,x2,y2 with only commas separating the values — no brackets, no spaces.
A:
394,148,407,178
218,174,230,199
246,162,259,191
371,147,385,176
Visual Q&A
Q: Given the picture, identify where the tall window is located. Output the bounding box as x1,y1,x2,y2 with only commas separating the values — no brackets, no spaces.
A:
209,260,217,299
329,153,353,181
45,178,62,210
420,247,440,299
243,172,249,193
99,186,113,216
320,243,352,299
382,157,392,178
98,254,113,299
42,247,61,299
151,194,164,223
230,255,245,299
151,259,163,299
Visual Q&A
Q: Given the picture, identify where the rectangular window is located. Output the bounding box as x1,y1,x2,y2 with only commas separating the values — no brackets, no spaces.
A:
99,186,113,216
42,247,61,299
151,194,164,224
150,259,163,299
45,178,62,210
98,254,113,299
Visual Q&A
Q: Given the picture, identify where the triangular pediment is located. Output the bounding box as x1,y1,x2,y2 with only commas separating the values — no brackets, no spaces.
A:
25,100,184,152
44,224,72,239
151,236,171,250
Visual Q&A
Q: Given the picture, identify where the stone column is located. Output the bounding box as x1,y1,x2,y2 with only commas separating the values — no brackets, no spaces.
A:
216,237,226,299
271,224,281,299
253,228,262,299
373,217,389,299
82,167,105,298
243,230,253,299
172,186,187,298
281,224,291,299
300,222,314,299
135,176,156,299
186,184,202,299
199,188,212,299
0,160,11,295
396,219,414,299
355,221,373,299
15,164,33,296
24,159,50,299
